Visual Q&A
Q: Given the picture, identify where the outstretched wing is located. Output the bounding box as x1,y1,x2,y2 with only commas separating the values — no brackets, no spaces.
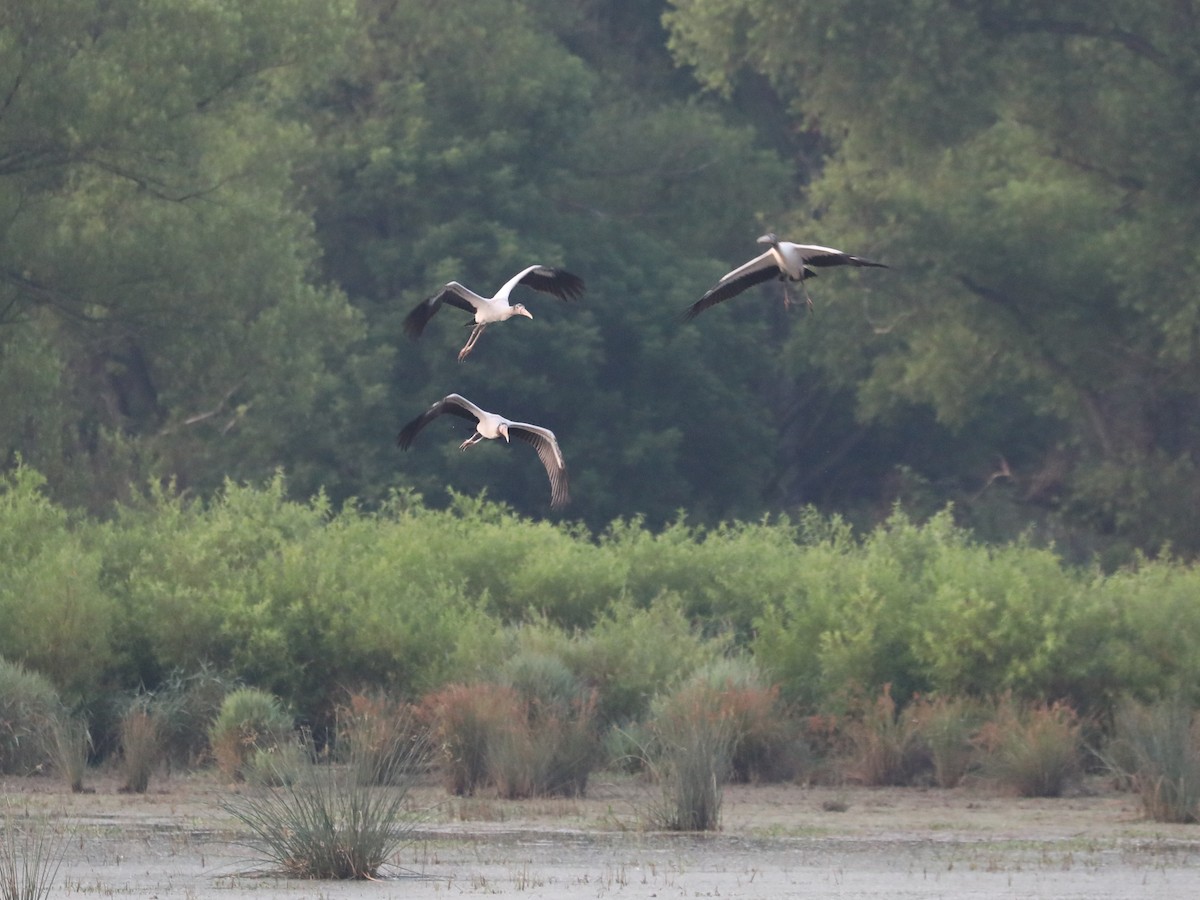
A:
794,244,888,269
397,393,486,448
402,284,485,339
508,422,570,509
683,249,803,321
504,265,586,302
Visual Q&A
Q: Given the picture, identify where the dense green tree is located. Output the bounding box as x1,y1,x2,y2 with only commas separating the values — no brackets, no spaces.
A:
665,0,1200,554
303,0,793,526
0,0,360,509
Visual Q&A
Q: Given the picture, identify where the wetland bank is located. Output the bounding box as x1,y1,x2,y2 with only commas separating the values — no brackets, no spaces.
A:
7,773,1200,899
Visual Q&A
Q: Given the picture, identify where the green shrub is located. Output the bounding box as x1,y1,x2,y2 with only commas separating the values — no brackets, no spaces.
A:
1105,696,1200,823
208,688,294,781
0,658,61,775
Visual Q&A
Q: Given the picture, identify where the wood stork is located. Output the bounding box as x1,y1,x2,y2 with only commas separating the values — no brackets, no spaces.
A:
397,393,570,509
403,265,585,360
683,233,886,320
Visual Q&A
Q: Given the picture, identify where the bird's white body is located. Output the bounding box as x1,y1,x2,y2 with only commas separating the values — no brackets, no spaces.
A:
397,393,569,508
404,265,584,360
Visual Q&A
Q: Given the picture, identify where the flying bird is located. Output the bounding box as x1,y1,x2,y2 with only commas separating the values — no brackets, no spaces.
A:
403,265,585,360
397,393,570,509
683,233,886,320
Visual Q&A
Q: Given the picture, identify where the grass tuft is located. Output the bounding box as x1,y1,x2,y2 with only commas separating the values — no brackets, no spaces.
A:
1105,696,1200,823
0,807,70,900
975,696,1081,797
221,721,430,879
646,680,734,831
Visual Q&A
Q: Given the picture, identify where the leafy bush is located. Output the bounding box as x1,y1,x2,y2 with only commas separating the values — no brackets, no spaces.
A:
0,467,115,707
1105,696,1200,823
208,688,294,781
0,658,61,775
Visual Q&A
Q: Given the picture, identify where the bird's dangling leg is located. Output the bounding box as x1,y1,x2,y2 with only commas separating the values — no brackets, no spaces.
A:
800,276,815,314
458,432,484,451
458,324,486,361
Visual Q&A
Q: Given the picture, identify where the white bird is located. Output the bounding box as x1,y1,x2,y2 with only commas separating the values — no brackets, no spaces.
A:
683,233,886,320
404,265,585,360
397,393,570,509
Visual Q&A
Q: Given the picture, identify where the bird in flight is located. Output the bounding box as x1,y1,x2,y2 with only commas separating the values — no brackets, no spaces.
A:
397,393,570,509
404,265,585,360
684,233,886,320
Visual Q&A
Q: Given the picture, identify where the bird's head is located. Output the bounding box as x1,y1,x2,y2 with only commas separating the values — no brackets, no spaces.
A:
497,423,511,443
512,303,534,320
756,232,779,246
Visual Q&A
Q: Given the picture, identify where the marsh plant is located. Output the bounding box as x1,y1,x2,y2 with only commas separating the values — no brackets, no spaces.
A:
1105,696,1200,823
221,726,431,879
46,713,91,794
843,684,927,786
490,653,602,798
907,694,987,788
0,808,70,900
421,683,520,796
151,665,239,771
0,659,60,776
118,703,162,793
697,658,800,783
338,692,425,786
975,696,1081,797
647,680,735,831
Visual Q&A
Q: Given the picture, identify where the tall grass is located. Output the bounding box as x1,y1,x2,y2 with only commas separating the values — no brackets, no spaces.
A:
1106,696,1200,823
221,725,430,879
907,694,986,788
647,681,734,831
420,683,520,796
843,684,926,786
46,713,91,794
118,705,160,794
0,659,60,776
0,808,70,900
975,696,1081,797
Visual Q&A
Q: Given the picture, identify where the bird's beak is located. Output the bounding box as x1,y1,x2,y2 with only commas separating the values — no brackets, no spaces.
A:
519,307,534,320
499,424,510,443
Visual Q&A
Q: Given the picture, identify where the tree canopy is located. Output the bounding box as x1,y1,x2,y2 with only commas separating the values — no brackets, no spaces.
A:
3,0,1200,557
